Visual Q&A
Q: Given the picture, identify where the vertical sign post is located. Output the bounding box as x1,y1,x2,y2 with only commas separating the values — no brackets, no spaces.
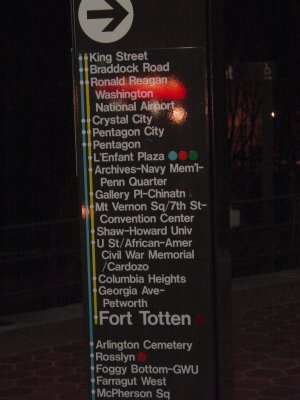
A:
71,1,231,399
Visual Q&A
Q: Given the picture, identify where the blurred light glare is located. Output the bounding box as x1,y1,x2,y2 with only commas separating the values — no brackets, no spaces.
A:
148,100,163,117
96,76,187,101
271,111,276,118
82,205,89,219
169,106,188,125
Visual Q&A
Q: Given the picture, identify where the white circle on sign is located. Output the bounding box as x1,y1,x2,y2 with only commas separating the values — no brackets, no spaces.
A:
78,0,134,43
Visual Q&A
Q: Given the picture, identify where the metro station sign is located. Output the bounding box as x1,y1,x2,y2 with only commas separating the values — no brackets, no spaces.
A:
71,1,230,399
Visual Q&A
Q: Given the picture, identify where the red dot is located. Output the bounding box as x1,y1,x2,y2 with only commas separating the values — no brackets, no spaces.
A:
136,352,147,362
178,151,188,161
194,315,205,325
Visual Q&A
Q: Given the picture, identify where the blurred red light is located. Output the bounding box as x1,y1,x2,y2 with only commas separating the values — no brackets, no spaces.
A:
96,76,187,101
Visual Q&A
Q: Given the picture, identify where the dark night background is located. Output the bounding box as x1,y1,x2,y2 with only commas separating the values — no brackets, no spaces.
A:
1,1,75,225
0,0,299,225
0,3,299,399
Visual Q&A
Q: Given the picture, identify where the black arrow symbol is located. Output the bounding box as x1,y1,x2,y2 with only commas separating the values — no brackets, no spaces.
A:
87,0,129,32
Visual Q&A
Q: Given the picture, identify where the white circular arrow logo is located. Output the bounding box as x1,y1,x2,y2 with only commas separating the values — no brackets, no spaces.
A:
78,0,134,43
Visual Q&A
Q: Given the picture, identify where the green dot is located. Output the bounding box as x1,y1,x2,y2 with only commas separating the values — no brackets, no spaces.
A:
189,150,199,161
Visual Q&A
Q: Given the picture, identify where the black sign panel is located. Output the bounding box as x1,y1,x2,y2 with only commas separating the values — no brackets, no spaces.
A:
71,1,229,399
